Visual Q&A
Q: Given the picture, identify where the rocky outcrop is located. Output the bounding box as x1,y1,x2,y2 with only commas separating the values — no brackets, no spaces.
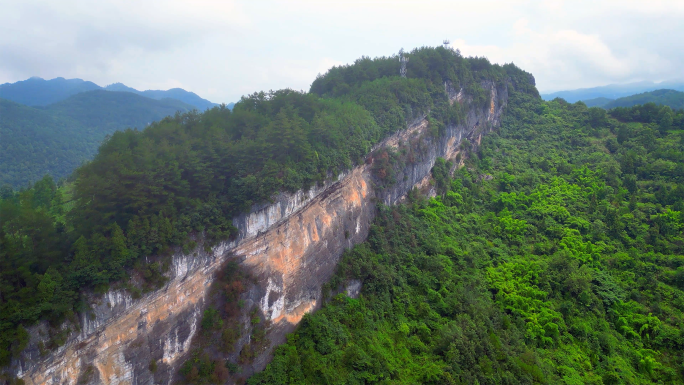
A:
10,79,510,385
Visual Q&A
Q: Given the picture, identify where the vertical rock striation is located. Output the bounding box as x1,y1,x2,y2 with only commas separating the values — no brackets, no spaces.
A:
11,79,510,385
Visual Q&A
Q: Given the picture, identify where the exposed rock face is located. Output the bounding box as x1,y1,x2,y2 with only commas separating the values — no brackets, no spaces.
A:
11,79,510,385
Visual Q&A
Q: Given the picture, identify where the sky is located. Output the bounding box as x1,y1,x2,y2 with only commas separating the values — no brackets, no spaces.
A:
1,0,684,104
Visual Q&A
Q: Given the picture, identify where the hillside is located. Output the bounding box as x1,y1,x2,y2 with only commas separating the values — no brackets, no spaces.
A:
542,80,684,102
105,83,218,110
0,77,100,106
45,90,195,130
603,89,684,110
253,88,684,385
1,47,535,378
0,91,195,188
0,77,218,110
583,96,613,108
0,98,94,188
3,47,684,385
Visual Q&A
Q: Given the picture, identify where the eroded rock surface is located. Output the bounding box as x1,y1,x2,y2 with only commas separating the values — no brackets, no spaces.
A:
11,80,509,385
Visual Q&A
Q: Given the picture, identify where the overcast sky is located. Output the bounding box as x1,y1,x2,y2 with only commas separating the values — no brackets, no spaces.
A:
2,0,683,103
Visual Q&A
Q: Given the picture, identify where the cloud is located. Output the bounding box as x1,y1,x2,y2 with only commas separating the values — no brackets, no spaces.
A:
452,3,684,93
0,0,248,87
1,0,683,101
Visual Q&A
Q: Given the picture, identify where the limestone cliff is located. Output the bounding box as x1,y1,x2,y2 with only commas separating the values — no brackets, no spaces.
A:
10,78,511,385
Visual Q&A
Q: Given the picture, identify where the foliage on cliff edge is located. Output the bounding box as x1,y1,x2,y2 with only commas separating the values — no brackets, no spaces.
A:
0,46,533,367
250,92,684,384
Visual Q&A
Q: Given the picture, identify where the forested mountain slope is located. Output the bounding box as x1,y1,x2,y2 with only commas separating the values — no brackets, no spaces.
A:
0,97,94,188
251,94,684,384
1,47,535,383
3,45,684,385
44,90,196,131
541,80,684,103
563,90,684,110
104,83,218,110
603,89,684,110
0,77,101,106
0,91,195,188
0,76,218,110
584,97,614,108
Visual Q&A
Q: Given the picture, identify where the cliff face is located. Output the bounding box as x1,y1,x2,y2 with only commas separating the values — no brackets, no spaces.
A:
11,79,510,385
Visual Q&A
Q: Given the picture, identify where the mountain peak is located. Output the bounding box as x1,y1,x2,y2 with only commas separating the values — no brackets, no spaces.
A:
0,77,220,110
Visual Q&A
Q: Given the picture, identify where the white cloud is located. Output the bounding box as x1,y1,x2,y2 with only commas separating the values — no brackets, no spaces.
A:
540,0,565,12
317,58,346,76
1,0,684,101
452,3,684,93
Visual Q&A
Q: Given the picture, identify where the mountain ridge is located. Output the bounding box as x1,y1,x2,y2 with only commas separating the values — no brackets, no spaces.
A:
2,47,536,384
0,76,219,110
602,89,684,110
104,82,218,110
9,62,519,385
541,79,684,102
8,46,684,385
0,77,101,106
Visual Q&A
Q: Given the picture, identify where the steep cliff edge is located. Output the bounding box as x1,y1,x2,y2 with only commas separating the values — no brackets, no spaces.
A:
11,79,512,385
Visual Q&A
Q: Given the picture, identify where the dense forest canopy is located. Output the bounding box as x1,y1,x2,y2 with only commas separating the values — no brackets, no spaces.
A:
583,90,684,110
251,90,684,384
7,45,684,384
310,47,538,101
603,89,684,110
0,47,532,367
0,97,93,188
584,97,615,108
0,91,196,188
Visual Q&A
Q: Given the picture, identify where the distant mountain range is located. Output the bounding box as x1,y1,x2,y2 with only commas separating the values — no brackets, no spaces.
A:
0,76,219,110
0,90,196,188
103,82,218,110
541,80,684,103
583,97,614,108
582,89,684,110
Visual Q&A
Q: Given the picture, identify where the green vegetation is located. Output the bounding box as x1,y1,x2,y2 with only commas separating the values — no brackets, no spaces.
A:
0,47,532,369
583,89,684,110
170,48,535,383
4,45,684,384
1,98,94,188
0,90,195,188
0,76,216,109
46,90,196,131
609,102,684,133
583,97,614,108
178,260,249,384
5,45,684,384
250,93,684,384
0,77,100,106
541,81,684,104
604,89,684,110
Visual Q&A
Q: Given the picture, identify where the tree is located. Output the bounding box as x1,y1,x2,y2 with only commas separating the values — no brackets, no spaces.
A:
617,125,630,144
657,106,673,132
